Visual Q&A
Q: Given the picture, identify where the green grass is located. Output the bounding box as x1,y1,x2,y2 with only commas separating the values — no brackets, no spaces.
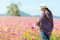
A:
22,32,60,40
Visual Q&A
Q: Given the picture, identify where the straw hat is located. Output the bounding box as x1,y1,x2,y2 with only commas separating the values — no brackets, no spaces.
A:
40,3,47,8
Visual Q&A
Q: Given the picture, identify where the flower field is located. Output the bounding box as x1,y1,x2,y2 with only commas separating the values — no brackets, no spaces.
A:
0,16,60,40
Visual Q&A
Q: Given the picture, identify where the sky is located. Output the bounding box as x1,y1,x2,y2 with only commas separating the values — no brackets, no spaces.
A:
0,0,60,16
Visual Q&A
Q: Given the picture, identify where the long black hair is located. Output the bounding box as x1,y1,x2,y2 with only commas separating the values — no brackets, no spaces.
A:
45,7,53,18
45,7,52,15
45,7,53,27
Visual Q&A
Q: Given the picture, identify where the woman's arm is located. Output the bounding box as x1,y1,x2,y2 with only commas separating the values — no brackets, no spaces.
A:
45,11,50,18
45,11,51,21
36,17,42,27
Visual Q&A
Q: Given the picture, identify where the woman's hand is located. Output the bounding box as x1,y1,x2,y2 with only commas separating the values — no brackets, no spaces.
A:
32,24,36,28
32,24,39,30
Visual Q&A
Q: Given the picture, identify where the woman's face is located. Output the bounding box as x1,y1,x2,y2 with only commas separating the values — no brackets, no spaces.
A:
41,8,46,12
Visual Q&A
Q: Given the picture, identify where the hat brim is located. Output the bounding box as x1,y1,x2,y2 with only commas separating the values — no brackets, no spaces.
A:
40,6,46,9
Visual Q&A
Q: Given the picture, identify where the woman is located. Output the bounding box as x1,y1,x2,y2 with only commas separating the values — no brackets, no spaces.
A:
36,4,53,40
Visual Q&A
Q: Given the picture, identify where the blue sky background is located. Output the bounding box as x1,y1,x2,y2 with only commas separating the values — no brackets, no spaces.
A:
0,0,60,16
